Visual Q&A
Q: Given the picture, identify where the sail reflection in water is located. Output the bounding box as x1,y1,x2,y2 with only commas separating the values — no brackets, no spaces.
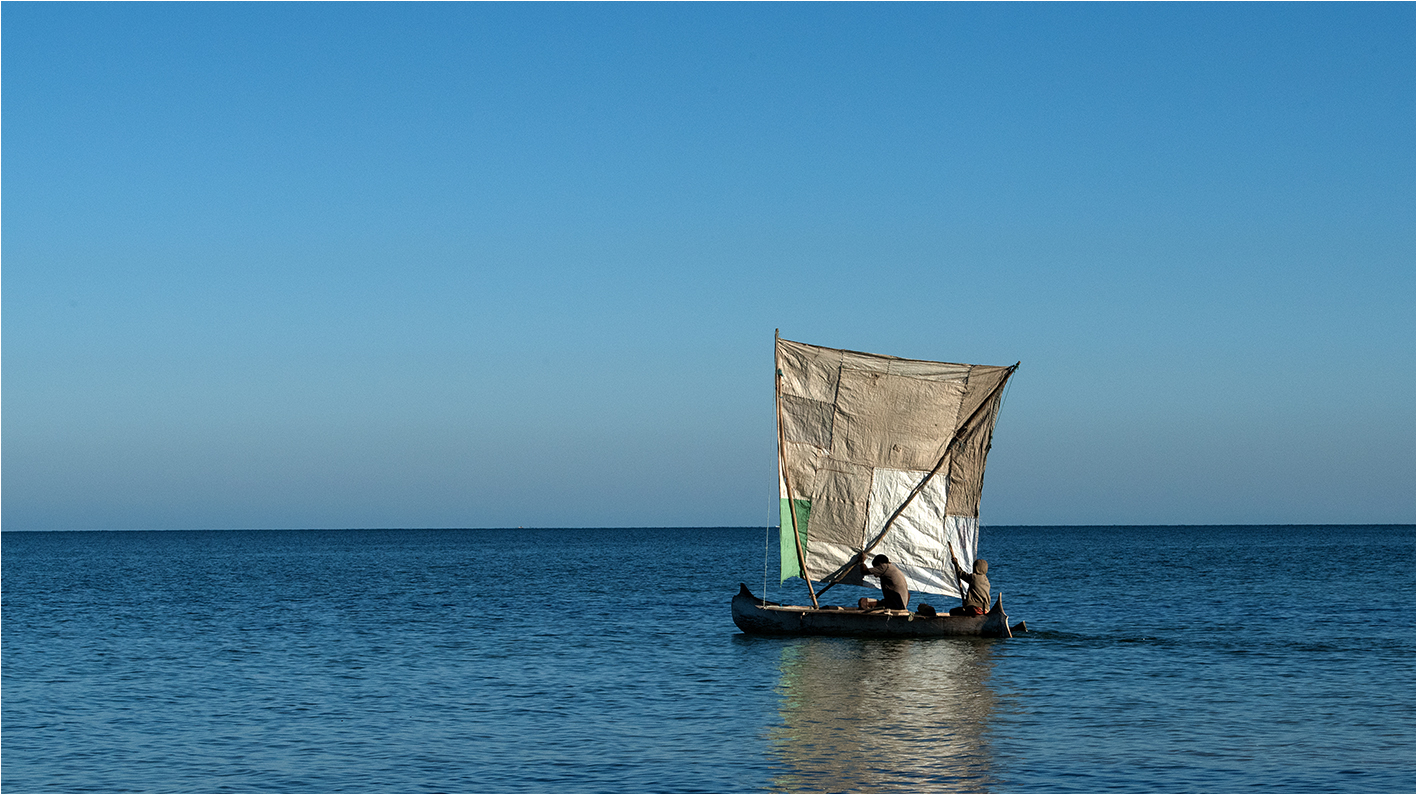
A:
767,637,1000,792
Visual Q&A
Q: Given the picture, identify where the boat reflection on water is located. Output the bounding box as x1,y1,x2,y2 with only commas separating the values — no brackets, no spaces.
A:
766,636,1001,793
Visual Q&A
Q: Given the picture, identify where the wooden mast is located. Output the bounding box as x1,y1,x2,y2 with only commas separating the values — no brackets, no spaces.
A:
775,330,818,608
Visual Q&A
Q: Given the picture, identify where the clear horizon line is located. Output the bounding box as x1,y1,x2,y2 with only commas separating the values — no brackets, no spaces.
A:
3,522,1413,533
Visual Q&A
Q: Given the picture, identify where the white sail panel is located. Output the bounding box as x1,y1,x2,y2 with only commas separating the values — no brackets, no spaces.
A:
864,467,953,596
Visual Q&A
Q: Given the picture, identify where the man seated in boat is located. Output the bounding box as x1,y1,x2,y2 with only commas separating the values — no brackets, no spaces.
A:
948,553,990,616
855,552,910,611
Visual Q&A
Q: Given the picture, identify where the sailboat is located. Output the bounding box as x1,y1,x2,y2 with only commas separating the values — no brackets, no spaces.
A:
732,333,1021,638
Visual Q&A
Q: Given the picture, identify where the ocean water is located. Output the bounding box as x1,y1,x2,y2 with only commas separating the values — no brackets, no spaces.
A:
2,525,1412,793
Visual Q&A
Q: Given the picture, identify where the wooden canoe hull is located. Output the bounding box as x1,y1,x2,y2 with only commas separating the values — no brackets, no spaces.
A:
731,584,1013,638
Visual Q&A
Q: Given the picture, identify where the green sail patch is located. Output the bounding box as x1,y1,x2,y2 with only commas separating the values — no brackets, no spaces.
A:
778,498,811,583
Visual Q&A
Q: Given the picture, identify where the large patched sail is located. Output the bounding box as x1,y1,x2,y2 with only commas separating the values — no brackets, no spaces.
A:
775,336,1016,599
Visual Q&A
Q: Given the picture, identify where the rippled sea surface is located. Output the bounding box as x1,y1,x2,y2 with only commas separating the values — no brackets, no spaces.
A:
3,525,1413,793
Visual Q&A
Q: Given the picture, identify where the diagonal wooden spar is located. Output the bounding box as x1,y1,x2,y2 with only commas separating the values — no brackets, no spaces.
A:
775,329,819,608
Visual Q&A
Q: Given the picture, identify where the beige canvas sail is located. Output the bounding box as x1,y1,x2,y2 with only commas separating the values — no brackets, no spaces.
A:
775,336,1015,599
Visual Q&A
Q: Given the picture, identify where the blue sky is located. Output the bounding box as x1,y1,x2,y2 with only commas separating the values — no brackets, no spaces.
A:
4,2,1412,530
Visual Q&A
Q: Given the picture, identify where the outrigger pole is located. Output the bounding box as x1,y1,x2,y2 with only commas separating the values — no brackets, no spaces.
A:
815,361,1019,599
775,329,819,608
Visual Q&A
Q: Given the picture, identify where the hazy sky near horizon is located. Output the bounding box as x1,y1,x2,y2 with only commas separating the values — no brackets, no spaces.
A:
4,3,1413,530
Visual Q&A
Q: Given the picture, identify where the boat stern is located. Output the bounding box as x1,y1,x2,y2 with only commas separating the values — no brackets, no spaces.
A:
981,592,1012,638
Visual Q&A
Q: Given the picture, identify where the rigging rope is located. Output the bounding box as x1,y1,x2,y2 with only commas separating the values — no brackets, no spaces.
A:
763,497,771,601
